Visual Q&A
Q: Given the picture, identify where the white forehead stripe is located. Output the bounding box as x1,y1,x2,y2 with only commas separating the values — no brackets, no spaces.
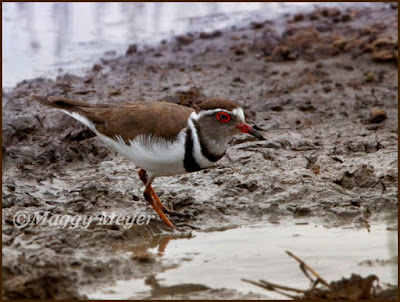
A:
191,107,245,121
233,108,245,122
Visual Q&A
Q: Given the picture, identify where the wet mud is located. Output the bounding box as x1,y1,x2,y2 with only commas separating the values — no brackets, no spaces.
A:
2,4,398,299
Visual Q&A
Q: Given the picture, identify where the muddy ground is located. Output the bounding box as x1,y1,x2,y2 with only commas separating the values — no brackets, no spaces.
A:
2,3,398,299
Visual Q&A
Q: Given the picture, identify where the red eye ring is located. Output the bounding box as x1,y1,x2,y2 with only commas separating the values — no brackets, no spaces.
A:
216,112,231,123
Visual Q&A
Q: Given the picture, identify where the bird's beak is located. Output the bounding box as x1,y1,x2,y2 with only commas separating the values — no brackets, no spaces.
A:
237,123,265,140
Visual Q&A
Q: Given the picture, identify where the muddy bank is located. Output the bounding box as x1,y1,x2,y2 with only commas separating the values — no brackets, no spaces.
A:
2,3,398,299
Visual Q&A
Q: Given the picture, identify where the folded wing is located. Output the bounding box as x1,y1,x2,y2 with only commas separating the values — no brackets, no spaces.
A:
30,94,194,142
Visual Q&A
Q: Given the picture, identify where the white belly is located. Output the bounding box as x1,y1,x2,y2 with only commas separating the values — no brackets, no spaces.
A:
111,133,188,177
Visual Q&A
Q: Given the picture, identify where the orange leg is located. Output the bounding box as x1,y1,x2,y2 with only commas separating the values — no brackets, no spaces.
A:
158,236,171,256
138,169,172,213
138,169,175,229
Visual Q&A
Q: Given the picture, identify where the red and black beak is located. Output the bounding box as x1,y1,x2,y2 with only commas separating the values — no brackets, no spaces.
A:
237,123,265,140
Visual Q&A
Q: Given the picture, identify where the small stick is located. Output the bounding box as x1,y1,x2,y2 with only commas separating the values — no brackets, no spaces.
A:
259,280,305,293
299,263,315,284
310,278,321,291
285,250,331,288
242,279,299,299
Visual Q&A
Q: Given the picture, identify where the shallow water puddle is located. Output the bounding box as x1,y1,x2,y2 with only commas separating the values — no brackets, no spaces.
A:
87,223,397,299
3,2,376,87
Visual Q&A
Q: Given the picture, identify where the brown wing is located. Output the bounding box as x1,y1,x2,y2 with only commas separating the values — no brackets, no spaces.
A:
30,94,194,142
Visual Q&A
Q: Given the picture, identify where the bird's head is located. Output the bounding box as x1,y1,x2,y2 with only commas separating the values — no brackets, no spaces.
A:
191,99,265,141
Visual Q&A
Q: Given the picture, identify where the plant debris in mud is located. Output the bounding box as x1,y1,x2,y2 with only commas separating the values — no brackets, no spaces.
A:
243,250,397,300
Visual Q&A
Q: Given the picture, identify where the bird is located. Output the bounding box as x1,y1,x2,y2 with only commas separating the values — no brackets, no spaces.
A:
30,94,265,229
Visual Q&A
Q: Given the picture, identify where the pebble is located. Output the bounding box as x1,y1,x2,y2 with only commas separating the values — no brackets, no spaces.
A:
108,89,121,96
176,34,194,45
125,44,138,55
293,13,304,22
92,64,102,72
250,21,264,29
372,50,396,62
234,47,246,55
370,109,387,123
232,76,244,83
364,71,377,83
199,30,222,39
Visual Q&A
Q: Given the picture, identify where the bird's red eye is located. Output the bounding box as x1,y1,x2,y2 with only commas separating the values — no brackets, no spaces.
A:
216,112,231,123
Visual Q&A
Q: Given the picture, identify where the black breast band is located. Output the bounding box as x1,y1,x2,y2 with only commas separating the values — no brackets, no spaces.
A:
183,127,202,172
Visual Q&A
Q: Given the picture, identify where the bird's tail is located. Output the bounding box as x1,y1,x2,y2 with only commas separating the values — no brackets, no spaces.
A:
30,94,98,111
30,94,105,132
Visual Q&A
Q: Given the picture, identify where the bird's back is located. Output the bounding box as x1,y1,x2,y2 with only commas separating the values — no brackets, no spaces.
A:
30,95,195,142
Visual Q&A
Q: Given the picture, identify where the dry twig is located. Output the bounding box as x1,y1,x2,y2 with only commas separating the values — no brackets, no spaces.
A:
285,250,331,288
242,278,299,299
242,250,384,299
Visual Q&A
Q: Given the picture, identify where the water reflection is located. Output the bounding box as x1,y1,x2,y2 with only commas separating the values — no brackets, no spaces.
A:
141,232,210,299
52,2,71,56
143,274,209,298
16,3,39,52
2,2,371,88
111,229,189,258
89,223,396,299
